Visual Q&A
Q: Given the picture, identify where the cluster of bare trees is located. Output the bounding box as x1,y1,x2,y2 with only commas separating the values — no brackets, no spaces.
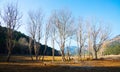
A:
0,3,110,62
50,9,75,61
27,9,43,61
47,11,110,60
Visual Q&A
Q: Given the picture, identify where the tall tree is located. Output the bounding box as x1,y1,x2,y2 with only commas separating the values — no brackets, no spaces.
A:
42,22,50,61
54,9,74,61
28,37,33,61
28,9,43,61
36,10,43,60
66,37,72,61
76,18,86,60
0,3,22,61
90,21,110,59
48,13,57,62
86,21,93,59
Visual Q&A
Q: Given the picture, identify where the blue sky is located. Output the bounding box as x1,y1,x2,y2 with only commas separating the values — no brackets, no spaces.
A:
0,0,120,49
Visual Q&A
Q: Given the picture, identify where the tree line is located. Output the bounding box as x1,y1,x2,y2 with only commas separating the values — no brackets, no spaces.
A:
0,3,111,62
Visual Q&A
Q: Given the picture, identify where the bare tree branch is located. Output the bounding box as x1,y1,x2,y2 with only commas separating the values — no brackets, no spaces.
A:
52,9,74,61
27,9,43,61
0,3,22,62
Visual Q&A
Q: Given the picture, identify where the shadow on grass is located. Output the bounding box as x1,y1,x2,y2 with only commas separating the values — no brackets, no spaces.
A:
0,63,120,72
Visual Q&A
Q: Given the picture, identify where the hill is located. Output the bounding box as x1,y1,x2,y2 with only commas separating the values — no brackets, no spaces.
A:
0,26,61,56
100,35,120,55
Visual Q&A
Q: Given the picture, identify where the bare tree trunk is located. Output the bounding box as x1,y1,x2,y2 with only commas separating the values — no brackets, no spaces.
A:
52,39,55,62
34,42,38,61
36,44,40,61
42,40,47,61
38,44,41,60
6,36,11,62
94,51,98,59
29,48,33,61
29,47,33,61
88,35,91,59
61,49,65,62
42,22,50,61
61,43,65,62
28,38,33,61
79,47,82,60
83,50,85,59
66,46,70,61
6,48,11,62
33,39,39,61
6,34,16,62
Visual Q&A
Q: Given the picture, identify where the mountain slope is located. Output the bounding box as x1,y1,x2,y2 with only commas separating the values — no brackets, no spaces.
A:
0,26,61,56
99,35,120,55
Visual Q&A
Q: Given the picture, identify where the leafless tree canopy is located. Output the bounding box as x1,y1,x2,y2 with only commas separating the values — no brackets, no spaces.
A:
50,9,74,61
27,9,43,61
76,18,86,59
0,2,111,62
89,21,110,59
0,3,22,61
42,21,51,61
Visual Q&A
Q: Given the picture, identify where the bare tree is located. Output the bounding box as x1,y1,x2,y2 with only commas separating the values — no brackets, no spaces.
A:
66,37,72,61
28,11,37,61
66,22,76,61
90,21,110,59
48,13,57,62
35,10,43,60
53,9,74,61
28,37,33,61
86,21,93,59
28,9,43,61
42,22,50,61
76,18,86,60
0,3,22,62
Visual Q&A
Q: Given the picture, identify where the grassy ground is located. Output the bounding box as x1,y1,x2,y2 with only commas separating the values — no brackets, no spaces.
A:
0,55,120,72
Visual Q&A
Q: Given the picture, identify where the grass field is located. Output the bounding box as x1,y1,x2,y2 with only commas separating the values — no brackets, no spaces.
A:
0,55,120,72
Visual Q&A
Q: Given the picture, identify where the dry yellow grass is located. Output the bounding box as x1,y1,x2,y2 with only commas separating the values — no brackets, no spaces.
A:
39,56,62,61
0,55,62,62
0,55,120,72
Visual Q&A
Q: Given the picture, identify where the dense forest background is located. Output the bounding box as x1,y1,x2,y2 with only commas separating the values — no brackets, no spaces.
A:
0,26,61,56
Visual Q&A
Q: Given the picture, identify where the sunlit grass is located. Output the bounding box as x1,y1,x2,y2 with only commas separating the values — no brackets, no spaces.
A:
0,55,120,67
0,55,120,72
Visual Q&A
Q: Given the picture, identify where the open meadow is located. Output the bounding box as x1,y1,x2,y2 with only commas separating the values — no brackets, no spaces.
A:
0,55,120,72
0,0,120,72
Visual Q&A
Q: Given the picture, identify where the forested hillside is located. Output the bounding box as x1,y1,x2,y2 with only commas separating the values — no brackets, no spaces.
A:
0,26,61,56
103,35,120,55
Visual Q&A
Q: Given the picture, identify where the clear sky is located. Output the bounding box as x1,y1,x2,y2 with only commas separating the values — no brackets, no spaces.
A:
0,0,120,50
